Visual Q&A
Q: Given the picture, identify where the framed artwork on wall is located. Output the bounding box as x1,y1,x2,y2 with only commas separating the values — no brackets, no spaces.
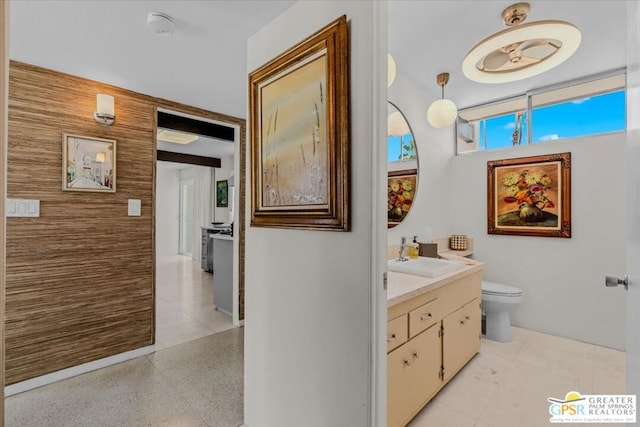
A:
248,15,350,231
487,152,571,238
62,134,116,193
387,169,417,228
216,179,229,207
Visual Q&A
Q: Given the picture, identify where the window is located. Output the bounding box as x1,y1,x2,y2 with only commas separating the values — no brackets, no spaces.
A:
531,90,625,143
457,71,626,154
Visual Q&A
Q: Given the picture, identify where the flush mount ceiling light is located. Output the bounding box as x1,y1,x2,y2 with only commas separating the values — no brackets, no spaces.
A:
147,12,174,36
157,129,199,144
426,72,457,128
462,2,581,84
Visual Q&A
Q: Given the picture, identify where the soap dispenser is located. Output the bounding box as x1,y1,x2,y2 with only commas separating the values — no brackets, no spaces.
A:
409,236,420,259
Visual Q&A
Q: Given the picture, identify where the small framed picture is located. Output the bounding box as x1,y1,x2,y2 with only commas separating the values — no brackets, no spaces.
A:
62,134,116,193
216,180,229,207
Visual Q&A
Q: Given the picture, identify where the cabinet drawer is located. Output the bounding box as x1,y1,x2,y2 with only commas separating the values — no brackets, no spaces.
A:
387,314,408,353
409,298,440,338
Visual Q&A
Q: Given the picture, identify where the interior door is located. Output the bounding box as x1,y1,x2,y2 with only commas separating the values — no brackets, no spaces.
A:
626,0,640,401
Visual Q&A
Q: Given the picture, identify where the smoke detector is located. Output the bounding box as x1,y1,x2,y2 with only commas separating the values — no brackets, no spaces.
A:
147,12,174,36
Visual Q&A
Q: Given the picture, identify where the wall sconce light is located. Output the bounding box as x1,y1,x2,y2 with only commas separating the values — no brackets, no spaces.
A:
426,72,457,128
95,152,106,163
94,94,115,126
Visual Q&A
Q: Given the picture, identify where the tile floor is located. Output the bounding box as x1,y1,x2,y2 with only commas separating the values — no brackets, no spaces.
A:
408,326,626,427
156,255,235,349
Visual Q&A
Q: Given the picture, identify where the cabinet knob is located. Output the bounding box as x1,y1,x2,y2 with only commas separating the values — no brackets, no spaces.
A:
465,315,470,320
420,313,432,321
460,320,466,325
403,359,411,366
413,352,420,359
387,333,396,342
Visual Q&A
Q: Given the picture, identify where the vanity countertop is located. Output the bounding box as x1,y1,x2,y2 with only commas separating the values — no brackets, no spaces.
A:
387,254,483,308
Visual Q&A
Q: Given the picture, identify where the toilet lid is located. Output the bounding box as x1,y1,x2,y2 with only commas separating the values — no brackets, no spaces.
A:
482,281,522,297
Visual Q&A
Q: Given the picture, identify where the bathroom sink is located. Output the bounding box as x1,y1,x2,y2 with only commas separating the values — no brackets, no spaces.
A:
387,257,465,278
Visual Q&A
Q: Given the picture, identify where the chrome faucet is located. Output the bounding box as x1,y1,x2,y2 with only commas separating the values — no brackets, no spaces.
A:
398,237,413,262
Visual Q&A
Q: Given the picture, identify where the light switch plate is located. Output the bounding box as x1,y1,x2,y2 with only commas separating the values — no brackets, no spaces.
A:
6,199,40,217
128,199,141,216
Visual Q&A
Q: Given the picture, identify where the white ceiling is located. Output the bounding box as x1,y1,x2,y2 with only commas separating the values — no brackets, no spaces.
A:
9,0,628,153
389,1,627,108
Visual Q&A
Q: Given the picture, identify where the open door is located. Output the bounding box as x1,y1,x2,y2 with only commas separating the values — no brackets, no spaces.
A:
625,1,640,403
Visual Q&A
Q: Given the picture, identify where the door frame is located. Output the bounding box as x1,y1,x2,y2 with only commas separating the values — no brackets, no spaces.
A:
153,104,246,326
178,177,194,257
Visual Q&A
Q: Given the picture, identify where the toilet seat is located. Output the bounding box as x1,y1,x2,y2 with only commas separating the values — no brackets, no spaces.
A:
482,281,522,297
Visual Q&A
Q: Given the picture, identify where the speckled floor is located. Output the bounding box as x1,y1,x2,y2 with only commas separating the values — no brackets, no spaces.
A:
5,327,244,427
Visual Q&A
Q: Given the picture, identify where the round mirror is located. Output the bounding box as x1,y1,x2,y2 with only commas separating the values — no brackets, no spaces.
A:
387,101,418,228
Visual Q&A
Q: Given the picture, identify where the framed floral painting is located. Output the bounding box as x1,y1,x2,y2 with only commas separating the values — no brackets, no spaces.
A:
388,169,417,228
487,152,571,238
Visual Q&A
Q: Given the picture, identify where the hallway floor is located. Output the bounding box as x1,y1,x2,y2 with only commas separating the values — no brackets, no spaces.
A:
156,255,235,349
6,328,244,427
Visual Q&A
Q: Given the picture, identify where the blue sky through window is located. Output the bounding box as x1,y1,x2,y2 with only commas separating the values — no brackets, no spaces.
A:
481,90,625,150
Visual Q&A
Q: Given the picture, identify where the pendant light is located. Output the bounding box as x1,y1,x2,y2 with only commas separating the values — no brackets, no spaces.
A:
388,54,397,87
426,72,457,128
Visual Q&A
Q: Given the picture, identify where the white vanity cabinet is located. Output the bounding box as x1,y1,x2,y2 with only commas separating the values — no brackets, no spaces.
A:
387,267,482,427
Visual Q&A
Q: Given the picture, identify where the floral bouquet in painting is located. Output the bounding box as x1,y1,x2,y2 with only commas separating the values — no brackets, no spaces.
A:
387,176,416,223
502,170,555,222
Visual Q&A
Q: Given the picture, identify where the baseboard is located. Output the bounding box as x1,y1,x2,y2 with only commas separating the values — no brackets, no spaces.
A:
5,345,155,396
215,306,233,317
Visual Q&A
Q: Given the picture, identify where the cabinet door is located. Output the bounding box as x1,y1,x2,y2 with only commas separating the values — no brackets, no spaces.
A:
442,297,481,382
387,323,441,427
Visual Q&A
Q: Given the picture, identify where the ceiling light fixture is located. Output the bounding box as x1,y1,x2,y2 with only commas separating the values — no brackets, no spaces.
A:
157,129,199,145
426,73,457,128
462,2,581,84
388,54,397,87
147,12,175,36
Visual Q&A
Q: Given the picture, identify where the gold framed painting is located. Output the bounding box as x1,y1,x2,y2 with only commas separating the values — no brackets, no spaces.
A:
387,169,417,228
487,152,571,238
62,133,116,193
249,15,350,231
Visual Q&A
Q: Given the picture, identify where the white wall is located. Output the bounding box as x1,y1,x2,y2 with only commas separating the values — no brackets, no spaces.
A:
156,166,180,256
213,155,233,224
387,71,454,245
245,2,385,426
389,68,627,350
452,136,627,350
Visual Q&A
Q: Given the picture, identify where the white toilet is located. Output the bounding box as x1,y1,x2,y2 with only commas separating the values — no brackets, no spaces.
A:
481,281,523,342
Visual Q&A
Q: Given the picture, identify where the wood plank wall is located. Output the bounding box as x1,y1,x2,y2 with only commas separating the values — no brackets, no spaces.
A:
6,61,246,385
1,0,9,419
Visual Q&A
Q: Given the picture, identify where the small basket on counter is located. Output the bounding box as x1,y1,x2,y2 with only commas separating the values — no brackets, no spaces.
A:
449,234,469,251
